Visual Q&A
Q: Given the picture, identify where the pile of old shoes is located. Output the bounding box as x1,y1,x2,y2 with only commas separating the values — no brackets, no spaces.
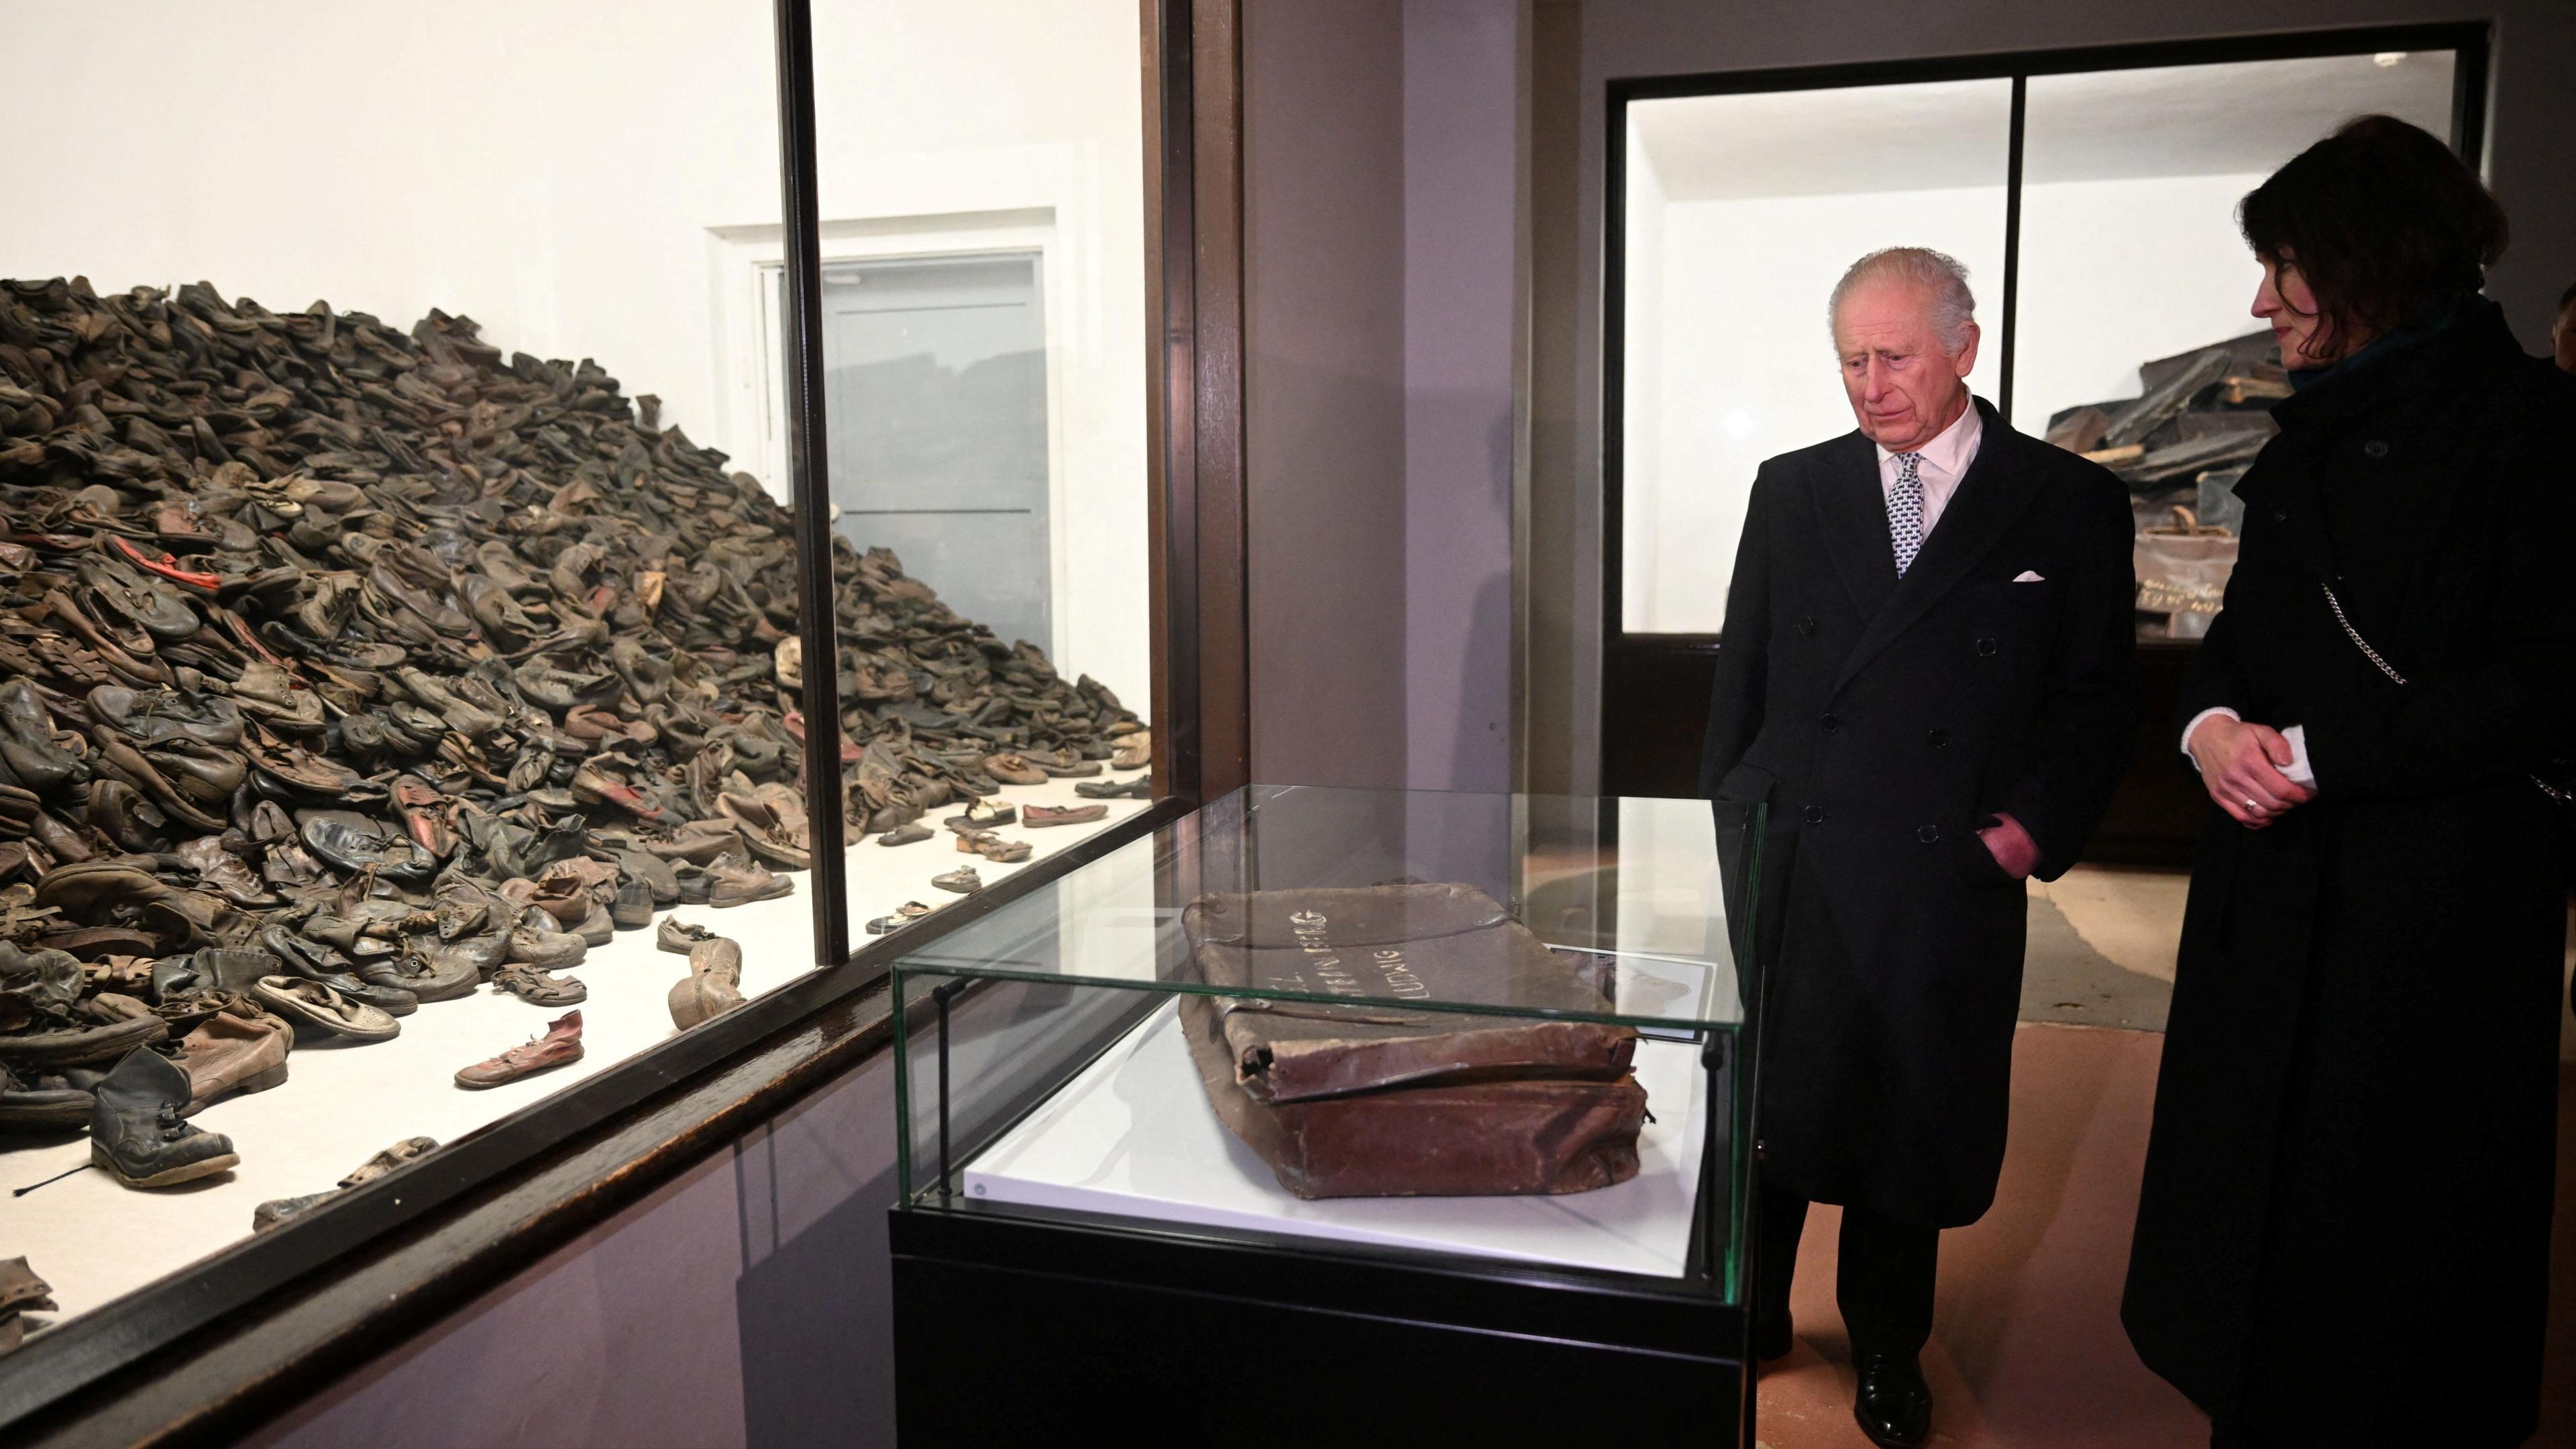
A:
0,272,1148,1181
1,941,168,1073
668,936,743,1030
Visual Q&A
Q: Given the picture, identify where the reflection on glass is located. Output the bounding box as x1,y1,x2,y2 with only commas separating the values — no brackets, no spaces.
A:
0,0,799,1333
1621,80,2013,635
897,786,1750,1022
2015,51,2457,639
807,0,1160,951
824,254,1051,651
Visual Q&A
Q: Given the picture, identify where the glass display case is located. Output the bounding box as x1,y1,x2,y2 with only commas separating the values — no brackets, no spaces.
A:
885,785,1764,1442
0,0,1184,1438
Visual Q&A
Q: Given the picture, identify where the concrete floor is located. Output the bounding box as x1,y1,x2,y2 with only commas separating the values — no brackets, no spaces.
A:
1754,868,2576,1448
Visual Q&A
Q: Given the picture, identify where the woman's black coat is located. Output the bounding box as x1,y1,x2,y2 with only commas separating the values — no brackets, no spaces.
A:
2123,302,2576,1446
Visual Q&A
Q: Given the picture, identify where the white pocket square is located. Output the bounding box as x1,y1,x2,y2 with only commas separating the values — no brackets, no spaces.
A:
2012,570,2045,583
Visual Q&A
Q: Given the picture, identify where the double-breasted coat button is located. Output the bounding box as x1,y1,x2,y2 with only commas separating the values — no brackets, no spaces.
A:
1975,637,1999,657
1820,712,1840,733
2363,439,2390,458
1927,727,1948,748
1796,614,1817,636
1803,804,1825,826
1917,824,1941,843
2272,508,2289,523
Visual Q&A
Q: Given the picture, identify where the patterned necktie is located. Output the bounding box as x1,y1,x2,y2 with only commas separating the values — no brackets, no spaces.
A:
1887,451,1925,577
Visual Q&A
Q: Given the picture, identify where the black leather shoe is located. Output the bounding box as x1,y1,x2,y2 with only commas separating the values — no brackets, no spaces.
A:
1852,1352,1932,1448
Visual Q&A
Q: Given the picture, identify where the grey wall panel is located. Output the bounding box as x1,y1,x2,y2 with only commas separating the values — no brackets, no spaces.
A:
1243,0,1413,790
1242,0,1526,794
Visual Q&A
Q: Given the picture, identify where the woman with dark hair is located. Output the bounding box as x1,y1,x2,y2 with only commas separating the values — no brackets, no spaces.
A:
2122,114,2576,1447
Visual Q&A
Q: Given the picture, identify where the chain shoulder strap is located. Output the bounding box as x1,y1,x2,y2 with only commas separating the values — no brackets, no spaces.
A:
2319,581,2407,686
2324,580,2575,804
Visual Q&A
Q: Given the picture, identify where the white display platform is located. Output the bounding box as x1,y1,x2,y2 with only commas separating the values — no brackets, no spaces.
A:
961,1000,1709,1278
1,773,1147,1326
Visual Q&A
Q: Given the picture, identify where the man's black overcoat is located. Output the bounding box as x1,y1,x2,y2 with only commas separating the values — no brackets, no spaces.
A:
2122,302,2576,1446
1701,398,2138,1228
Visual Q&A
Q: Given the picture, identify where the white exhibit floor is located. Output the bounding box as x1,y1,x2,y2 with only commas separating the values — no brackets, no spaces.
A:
963,999,1709,1278
1,772,1150,1327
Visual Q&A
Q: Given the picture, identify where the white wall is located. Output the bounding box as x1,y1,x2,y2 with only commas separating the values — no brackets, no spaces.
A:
1622,168,2322,634
0,0,1151,715
806,3,1151,712
1619,123,1668,627
1623,184,2005,635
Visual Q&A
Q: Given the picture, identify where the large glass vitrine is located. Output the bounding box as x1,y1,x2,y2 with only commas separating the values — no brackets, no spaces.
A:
0,0,1187,1439
887,786,1766,1442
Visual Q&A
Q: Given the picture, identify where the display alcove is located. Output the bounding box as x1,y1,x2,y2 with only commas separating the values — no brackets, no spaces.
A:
887,786,1765,1444
0,1,1244,1442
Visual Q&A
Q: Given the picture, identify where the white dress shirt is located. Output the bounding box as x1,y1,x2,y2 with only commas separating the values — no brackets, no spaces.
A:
1874,395,1983,541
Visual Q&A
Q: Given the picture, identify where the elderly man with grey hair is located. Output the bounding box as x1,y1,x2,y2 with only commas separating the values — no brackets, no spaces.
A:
1701,247,2137,1446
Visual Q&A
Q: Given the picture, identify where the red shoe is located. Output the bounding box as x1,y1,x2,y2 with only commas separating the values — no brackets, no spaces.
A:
453,1012,585,1089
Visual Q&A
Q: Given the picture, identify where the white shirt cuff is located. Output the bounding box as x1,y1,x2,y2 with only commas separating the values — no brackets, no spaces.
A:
2181,708,2318,788
2180,707,2239,771
2279,724,2314,787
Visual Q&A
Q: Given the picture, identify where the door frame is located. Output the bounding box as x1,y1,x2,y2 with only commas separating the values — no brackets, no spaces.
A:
715,210,1081,665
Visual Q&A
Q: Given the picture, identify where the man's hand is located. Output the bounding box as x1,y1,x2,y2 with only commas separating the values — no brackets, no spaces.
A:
1978,812,2039,880
2188,714,2314,828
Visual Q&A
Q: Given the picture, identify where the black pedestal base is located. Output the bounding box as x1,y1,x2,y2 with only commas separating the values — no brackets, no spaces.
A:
892,1202,1744,1444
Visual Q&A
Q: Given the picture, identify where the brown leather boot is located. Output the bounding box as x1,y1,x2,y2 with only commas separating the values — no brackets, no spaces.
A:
667,937,743,1030
175,1005,291,1114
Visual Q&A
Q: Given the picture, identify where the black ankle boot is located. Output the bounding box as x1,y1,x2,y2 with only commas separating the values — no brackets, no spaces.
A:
90,1047,238,1188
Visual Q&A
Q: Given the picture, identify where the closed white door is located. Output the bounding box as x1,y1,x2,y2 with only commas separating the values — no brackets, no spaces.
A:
820,252,1051,651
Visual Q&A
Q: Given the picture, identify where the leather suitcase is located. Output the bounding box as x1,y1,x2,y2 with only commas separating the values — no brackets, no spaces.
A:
1179,882,1647,1199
